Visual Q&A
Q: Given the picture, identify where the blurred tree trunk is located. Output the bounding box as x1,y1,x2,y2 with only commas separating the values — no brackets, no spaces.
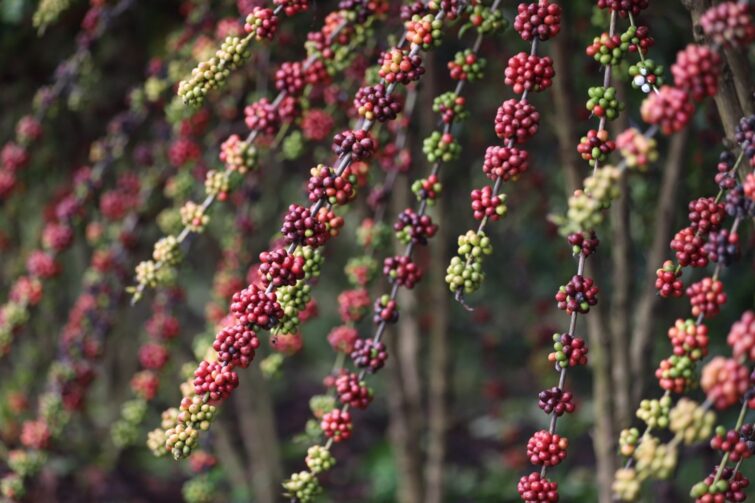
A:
585,298,616,503
386,332,425,503
235,365,282,503
630,130,689,402
215,420,253,498
549,18,580,194
608,82,632,429
424,194,449,503
386,170,425,503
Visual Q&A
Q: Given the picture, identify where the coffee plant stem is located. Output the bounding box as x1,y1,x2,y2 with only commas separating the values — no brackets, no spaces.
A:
591,9,616,178
712,400,749,485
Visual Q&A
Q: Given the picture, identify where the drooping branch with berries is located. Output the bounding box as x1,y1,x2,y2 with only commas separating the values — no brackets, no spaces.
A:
129,1,386,302
445,0,560,305
2,0,754,500
155,2,457,472
0,160,165,499
279,4,513,500
0,0,136,207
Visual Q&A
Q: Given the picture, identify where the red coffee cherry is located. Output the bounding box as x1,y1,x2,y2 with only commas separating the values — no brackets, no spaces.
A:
378,48,425,84
596,0,649,17
686,276,727,319
274,0,309,17
244,98,281,136
307,164,356,205
301,109,334,141
701,356,749,409
258,249,306,288
640,86,695,135
483,145,530,181
383,255,422,289
394,208,438,245
688,197,725,234
354,83,403,122
494,99,540,144
555,275,599,314
335,371,373,409
727,310,755,362
704,229,740,265
671,44,721,102
470,185,507,221
538,387,575,416
213,322,259,368
244,7,279,40
351,338,388,372
275,61,306,96
281,204,329,248
654,263,682,299
338,288,371,323
230,284,284,329
327,325,359,353
193,360,239,403
332,129,377,161
517,472,559,502
670,227,708,268
26,250,59,279
321,408,352,442
131,370,160,400
513,0,562,41
700,1,755,49
138,343,170,370
504,52,555,94
567,231,599,257
526,429,568,466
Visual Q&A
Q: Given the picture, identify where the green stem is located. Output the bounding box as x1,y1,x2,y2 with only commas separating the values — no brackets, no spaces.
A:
712,401,749,485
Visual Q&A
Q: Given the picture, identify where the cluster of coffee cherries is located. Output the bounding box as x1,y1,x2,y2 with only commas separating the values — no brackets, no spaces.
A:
219,134,257,175
686,311,755,501
3,0,124,202
112,292,182,448
287,100,420,482
690,424,755,501
131,104,217,296
177,1,316,106
134,2,386,301
448,49,486,81
0,115,41,200
166,1,450,495
699,1,755,49
655,129,752,300
447,1,560,305
616,309,755,501
640,27,729,135
283,3,522,499
3,174,142,496
2,165,139,355
655,319,710,393
614,397,713,499
622,130,752,501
